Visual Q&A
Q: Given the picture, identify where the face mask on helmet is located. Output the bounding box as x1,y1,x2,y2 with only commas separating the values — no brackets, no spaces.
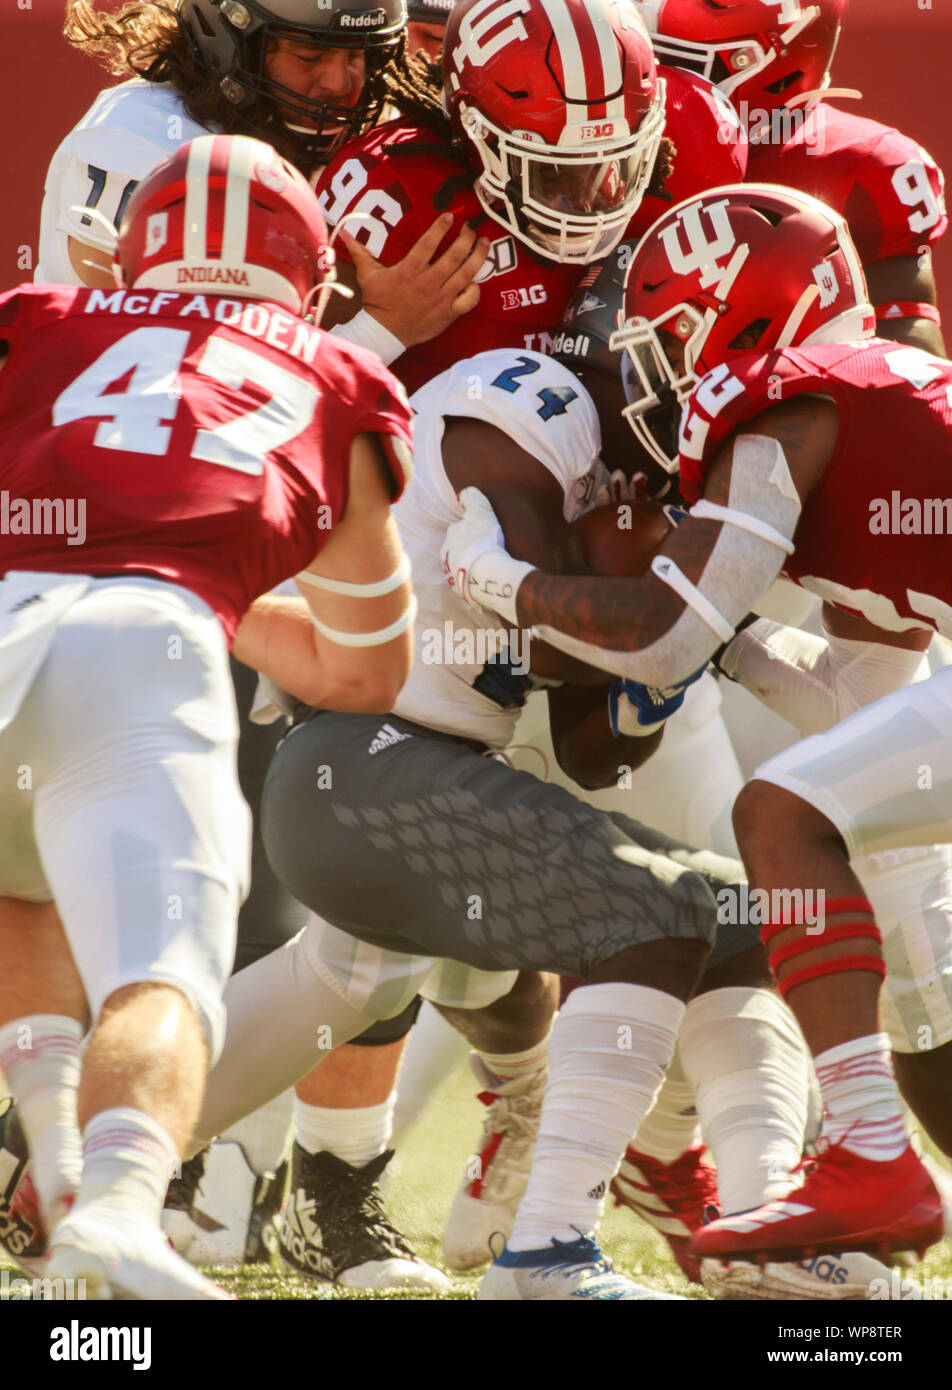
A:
635,0,848,118
611,182,873,475
552,241,676,499
445,0,666,265
182,0,406,163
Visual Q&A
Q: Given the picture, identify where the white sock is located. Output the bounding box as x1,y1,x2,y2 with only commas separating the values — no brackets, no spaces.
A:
814,1033,908,1162
391,1002,469,1143
629,1045,699,1164
219,1089,294,1176
0,1014,84,1226
477,1031,550,1086
294,1093,396,1168
679,987,810,1213
509,983,683,1252
74,1107,178,1226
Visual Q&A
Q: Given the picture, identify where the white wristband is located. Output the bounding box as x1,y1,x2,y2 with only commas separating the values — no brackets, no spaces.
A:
297,553,411,598
330,309,405,366
467,552,536,628
309,595,418,648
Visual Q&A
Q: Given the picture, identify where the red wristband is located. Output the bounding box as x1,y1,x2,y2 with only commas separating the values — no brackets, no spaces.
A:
876,301,941,324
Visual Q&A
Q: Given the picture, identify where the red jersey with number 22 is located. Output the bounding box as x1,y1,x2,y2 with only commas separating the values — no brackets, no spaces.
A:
0,284,413,642
677,339,952,637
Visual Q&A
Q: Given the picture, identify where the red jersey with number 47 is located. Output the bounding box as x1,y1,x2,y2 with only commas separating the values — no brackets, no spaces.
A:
0,284,413,642
677,339,952,638
317,67,747,393
747,103,947,265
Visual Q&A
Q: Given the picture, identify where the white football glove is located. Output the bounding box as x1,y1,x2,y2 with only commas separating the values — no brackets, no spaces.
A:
441,487,536,627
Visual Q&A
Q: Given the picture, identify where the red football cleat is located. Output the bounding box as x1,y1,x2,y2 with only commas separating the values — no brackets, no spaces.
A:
611,1142,719,1283
690,1143,943,1265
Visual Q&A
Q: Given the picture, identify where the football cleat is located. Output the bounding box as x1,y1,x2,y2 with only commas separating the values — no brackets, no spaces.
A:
690,1143,943,1264
0,1096,47,1277
701,1249,898,1301
610,1141,719,1284
443,1055,546,1270
48,1206,232,1300
478,1234,685,1301
278,1143,449,1292
161,1141,288,1266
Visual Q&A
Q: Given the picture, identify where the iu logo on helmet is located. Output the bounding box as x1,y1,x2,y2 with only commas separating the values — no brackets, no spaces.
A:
812,262,839,308
660,199,736,288
453,0,532,68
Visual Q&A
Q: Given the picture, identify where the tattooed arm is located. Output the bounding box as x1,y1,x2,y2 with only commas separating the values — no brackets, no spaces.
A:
447,397,839,688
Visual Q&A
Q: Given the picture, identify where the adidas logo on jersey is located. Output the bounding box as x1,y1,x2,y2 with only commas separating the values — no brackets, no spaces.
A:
368,724,412,755
587,1181,606,1201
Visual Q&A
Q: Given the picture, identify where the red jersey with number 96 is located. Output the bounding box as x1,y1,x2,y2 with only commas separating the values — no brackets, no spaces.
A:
0,284,413,642
317,67,746,393
677,339,952,638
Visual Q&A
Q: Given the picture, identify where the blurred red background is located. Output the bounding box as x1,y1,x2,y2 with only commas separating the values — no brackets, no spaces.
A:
1,0,950,319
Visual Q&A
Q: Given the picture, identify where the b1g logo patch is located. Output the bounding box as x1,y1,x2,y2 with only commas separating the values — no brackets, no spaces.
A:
500,283,547,310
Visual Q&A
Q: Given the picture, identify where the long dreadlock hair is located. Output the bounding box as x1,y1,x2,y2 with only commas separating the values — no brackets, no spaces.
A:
62,0,417,174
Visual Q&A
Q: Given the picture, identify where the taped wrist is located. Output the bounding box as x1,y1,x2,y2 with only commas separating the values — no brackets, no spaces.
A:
761,895,885,1000
329,309,405,366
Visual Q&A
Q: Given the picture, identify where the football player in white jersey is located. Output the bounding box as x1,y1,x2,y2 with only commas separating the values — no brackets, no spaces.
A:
26,0,488,1288
171,323,894,1299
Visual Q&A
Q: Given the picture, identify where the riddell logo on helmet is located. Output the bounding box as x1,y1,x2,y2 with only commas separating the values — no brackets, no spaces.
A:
338,8,387,26
177,266,251,286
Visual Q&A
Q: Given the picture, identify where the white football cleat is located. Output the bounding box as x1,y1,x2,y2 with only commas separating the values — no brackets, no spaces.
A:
443,1055,545,1270
48,1207,233,1300
478,1234,685,1301
701,1250,898,1301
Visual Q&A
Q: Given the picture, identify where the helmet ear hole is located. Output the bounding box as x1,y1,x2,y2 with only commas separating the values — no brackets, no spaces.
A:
728,317,771,352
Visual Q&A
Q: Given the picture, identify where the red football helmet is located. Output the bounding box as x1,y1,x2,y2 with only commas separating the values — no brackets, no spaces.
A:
611,183,874,474
116,134,335,316
636,0,848,115
443,0,665,264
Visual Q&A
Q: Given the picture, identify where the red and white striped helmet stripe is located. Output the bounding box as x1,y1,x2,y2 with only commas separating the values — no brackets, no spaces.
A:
536,0,627,119
184,134,264,263
184,138,212,261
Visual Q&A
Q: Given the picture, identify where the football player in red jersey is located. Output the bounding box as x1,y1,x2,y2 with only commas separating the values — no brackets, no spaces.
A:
441,183,952,1263
636,0,947,354
317,0,749,394
0,134,415,1299
43,0,488,1284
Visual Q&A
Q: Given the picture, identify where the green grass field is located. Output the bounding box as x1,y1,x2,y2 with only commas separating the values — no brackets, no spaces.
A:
5,1057,952,1300
209,1060,952,1301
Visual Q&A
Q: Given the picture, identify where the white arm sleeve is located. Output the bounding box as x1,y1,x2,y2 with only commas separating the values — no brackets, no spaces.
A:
719,620,930,736
329,309,405,366
532,435,802,686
